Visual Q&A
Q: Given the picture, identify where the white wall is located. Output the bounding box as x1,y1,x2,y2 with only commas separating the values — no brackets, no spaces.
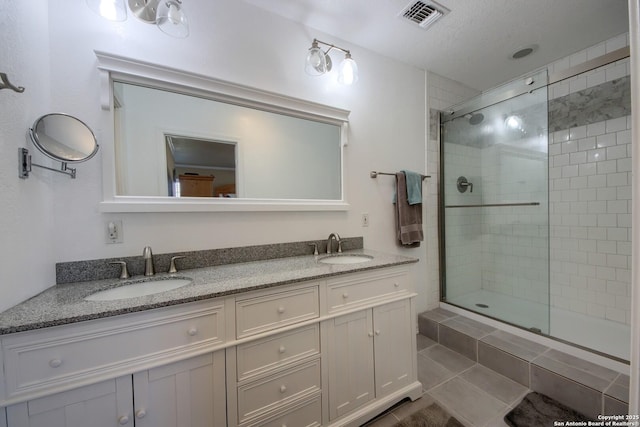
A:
0,1,55,312
0,1,430,312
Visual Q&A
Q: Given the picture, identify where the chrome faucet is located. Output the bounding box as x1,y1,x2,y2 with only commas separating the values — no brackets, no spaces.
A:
142,246,155,276
326,233,342,254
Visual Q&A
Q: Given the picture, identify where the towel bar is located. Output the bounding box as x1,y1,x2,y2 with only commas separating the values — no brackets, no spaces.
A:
370,171,430,179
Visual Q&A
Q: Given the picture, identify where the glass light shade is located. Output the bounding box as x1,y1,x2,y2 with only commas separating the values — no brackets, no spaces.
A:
337,55,358,85
156,0,189,38
305,46,328,76
86,0,127,21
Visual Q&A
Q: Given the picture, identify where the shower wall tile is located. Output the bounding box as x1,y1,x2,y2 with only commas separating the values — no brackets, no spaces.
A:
549,111,632,325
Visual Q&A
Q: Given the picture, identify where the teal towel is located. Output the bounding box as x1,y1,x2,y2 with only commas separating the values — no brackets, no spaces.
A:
402,170,422,205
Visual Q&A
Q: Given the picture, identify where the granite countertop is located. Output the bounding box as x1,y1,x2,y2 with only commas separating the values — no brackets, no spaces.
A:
0,249,418,335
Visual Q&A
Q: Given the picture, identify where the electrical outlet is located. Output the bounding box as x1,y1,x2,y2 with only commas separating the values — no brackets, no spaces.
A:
106,220,123,244
362,213,369,227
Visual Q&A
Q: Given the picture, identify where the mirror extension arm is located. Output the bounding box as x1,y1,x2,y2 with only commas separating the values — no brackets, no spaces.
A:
18,148,76,179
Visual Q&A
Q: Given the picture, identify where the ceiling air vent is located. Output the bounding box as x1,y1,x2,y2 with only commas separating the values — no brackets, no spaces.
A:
400,0,449,30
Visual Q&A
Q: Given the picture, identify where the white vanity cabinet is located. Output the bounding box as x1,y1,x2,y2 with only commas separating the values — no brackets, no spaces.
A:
325,269,417,423
226,283,323,427
0,264,421,427
131,352,226,427
6,376,133,427
1,300,227,427
6,352,226,427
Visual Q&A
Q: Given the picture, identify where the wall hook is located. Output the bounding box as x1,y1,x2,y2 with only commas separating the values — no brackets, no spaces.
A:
0,72,25,93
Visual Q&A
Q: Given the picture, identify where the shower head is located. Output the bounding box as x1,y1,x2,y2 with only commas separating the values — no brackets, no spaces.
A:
468,113,484,125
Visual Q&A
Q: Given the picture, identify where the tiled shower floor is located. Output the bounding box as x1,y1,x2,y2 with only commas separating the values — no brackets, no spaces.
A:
363,334,528,427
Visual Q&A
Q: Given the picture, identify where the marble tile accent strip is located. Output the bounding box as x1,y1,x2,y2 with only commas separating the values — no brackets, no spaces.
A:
549,76,630,132
429,109,440,141
56,237,364,284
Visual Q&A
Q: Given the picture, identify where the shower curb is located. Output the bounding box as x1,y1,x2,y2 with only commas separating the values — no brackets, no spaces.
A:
418,308,629,418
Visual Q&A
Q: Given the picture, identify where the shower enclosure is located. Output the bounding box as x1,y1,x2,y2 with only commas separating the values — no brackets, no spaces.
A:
441,70,551,333
440,52,632,361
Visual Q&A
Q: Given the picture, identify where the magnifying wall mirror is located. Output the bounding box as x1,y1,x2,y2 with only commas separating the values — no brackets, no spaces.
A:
19,113,99,179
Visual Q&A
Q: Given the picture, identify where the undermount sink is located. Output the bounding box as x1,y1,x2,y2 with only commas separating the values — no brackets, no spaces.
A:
85,278,192,301
318,254,373,265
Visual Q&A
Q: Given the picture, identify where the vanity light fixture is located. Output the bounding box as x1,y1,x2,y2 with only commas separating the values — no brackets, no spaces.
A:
305,39,359,85
86,0,189,38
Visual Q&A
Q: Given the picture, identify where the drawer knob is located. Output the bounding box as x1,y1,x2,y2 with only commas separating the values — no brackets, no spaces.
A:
187,328,198,336
279,345,286,354
118,415,130,425
277,306,286,314
279,385,287,393
135,409,147,419
49,358,63,368
342,292,349,299
394,282,400,288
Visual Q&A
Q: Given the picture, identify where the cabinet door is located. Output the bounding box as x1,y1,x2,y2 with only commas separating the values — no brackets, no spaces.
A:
327,310,374,420
133,352,225,427
5,377,133,427
373,300,414,397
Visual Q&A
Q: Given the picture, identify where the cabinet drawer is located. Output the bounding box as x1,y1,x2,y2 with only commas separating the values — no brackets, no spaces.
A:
2,301,224,400
236,286,319,338
327,269,408,313
248,397,322,427
237,358,321,423
237,324,320,381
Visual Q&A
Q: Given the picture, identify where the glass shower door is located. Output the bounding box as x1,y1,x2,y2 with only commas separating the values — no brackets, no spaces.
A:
440,70,550,333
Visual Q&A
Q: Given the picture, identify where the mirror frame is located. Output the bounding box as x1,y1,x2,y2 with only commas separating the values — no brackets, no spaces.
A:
95,51,351,212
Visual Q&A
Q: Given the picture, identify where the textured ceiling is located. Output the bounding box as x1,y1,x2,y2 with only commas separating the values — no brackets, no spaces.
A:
243,0,629,91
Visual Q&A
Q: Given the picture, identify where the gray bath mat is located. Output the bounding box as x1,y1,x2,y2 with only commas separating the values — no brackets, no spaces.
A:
505,392,591,427
393,403,465,427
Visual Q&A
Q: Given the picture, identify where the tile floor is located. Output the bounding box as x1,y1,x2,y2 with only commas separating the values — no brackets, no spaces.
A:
363,334,530,427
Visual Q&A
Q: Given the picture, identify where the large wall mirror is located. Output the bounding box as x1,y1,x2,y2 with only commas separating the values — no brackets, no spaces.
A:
96,52,350,212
